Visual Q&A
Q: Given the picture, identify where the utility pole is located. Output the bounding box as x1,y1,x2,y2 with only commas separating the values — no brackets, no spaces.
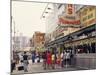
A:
11,16,16,60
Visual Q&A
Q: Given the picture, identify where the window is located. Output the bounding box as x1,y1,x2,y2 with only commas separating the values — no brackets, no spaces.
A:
88,13,93,19
83,16,87,21
75,43,96,54
81,9,87,16
89,6,95,11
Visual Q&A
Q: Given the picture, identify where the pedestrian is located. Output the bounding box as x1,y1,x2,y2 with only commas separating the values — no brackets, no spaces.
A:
23,52,29,72
60,51,64,68
66,51,70,67
11,60,16,72
51,51,55,69
32,52,35,64
63,50,67,68
37,52,40,63
54,51,57,68
56,53,61,67
70,50,74,66
42,51,47,69
47,51,52,69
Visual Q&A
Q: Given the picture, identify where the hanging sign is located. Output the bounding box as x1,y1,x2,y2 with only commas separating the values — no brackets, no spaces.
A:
59,17,80,25
58,4,80,26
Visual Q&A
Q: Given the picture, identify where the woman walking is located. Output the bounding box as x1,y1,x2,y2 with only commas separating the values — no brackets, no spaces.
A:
47,51,52,69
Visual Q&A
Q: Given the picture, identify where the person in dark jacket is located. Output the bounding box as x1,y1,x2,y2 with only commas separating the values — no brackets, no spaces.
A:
23,52,29,72
11,60,16,72
42,51,47,69
32,52,35,63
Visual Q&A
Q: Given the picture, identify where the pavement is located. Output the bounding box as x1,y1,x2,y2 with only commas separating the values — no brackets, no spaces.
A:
11,59,86,75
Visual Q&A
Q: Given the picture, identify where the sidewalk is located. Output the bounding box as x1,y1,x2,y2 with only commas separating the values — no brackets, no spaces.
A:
11,59,86,75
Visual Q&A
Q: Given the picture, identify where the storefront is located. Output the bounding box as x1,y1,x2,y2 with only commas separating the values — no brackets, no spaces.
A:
46,5,96,69
47,23,96,69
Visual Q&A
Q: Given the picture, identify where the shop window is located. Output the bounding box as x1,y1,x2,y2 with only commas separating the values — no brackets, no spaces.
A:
75,43,96,54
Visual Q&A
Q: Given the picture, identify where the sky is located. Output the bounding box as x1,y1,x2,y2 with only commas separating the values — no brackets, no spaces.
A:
12,1,47,38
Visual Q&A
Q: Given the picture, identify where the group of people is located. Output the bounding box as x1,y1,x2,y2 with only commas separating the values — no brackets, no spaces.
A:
42,50,74,70
11,51,42,73
11,50,74,72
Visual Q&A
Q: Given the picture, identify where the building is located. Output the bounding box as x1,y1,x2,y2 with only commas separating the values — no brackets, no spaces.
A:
76,5,96,27
45,4,96,69
45,4,82,49
12,36,30,52
31,31,45,52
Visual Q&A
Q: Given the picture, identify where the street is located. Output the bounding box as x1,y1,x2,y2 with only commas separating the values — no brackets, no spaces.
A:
11,59,86,75
11,2,96,74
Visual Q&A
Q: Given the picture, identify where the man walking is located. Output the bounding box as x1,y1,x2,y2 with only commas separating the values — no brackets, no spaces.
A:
23,52,29,72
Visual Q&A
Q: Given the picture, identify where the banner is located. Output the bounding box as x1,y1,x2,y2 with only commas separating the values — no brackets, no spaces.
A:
59,17,80,25
58,4,80,26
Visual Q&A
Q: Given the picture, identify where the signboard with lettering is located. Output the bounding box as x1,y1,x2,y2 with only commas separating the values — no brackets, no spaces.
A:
58,4,80,26
80,6,96,26
59,17,80,25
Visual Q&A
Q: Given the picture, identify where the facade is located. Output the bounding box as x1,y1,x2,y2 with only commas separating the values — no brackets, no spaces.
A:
77,5,96,27
12,36,29,52
73,5,96,69
45,4,96,69
32,31,45,52
45,4,82,47
45,4,67,43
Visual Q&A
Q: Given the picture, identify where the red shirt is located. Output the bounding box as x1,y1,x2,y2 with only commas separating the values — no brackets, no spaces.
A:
47,53,52,64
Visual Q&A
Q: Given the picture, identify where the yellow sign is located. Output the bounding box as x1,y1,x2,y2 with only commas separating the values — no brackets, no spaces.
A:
80,6,96,27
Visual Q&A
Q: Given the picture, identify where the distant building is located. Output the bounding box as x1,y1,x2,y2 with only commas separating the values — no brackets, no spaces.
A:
12,36,30,52
31,31,45,52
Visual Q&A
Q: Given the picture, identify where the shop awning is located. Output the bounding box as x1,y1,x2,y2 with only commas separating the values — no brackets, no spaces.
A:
47,24,96,47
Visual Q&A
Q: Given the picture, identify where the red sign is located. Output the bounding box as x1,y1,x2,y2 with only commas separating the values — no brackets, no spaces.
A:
59,17,80,25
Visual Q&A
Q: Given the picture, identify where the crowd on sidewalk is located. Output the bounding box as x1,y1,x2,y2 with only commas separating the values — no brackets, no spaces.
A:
42,50,74,70
11,49,74,73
